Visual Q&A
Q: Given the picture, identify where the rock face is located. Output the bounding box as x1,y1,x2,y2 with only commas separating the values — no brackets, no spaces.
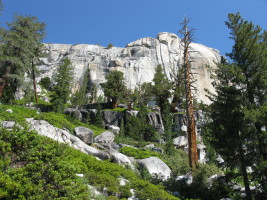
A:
74,126,94,144
137,156,171,181
94,131,115,144
34,32,220,104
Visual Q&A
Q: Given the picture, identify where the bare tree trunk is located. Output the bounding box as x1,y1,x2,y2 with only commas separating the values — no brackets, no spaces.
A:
180,17,198,170
32,60,38,104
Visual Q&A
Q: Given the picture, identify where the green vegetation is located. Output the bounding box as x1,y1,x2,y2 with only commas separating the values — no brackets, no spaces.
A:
125,105,160,142
0,124,179,200
119,146,159,159
0,15,46,104
100,70,127,109
205,12,267,199
0,104,105,136
71,68,91,108
50,58,73,113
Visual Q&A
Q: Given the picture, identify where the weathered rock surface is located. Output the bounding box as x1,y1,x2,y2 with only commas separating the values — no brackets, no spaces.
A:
173,136,188,148
103,110,123,126
74,126,94,144
137,156,171,181
25,118,134,168
26,118,110,160
106,124,120,135
33,32,220,104
109,149,135,169
94,131,115,144
2,121,16,129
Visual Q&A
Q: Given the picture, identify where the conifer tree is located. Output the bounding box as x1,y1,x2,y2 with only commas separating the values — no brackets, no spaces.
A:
152,64,172,114
100,70,127,109
72,68,90,108
0,15,46,103
50,58,73,113
208,13,267,199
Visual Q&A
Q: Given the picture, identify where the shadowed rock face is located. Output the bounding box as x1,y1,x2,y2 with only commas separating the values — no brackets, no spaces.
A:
36,32,220,104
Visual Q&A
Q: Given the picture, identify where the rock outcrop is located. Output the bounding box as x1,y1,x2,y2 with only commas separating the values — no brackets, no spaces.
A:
137,156,171,181
74,126,94,144
34,32,220,104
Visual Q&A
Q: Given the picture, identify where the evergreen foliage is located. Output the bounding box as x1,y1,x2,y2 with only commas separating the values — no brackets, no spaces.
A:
206,12,267,199
50,58,73,113
92,103,104,128
100,70,127,109
71,68,90,108
152,64,172,114
125,105,159,141
0,15,46,104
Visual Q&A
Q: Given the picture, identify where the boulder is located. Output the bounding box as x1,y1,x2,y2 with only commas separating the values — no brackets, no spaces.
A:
109,149,134,169
2,121,16,129
106,124,120,135
138,156,171,181
176,173,193,185
74,126,94,144
173,136,188,147
5,109,13,113
151,147,164,154
94,131,115,144
103,110,123,126
144,144,155,149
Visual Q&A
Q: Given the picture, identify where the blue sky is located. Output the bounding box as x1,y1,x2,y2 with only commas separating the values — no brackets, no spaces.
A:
1,0,267,56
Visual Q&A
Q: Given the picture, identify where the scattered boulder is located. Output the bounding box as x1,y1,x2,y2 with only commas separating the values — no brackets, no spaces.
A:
2,121,16,129
106,124,120,135
5,109,13,113
173,136,188,148
151,147,164,154
109,149,134,169
144,144,155,149
138,156,171,181
26,118,110,160
94,131,115,144
119,177,129,186
176,173,193,185
74,126,94,144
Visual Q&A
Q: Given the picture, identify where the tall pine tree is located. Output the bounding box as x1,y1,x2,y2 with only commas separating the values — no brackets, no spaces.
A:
208,12,267,199
0,15,46,103
50,58,73,113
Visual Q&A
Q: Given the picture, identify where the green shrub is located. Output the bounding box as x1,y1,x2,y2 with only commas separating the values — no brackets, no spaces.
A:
0,104,180,200
119,146,159,159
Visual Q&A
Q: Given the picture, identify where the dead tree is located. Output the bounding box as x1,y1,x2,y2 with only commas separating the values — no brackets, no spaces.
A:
179,17,198,170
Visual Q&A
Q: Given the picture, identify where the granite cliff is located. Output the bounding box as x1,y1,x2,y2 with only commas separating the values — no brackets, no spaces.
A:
35,32,221,104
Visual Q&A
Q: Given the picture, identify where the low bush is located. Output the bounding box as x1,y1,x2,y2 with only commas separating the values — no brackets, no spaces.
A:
0,125,180,199
119,146,159,159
